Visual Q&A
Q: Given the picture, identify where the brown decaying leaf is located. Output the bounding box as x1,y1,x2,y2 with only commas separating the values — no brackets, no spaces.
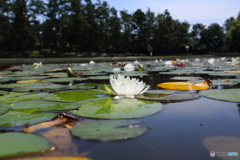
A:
223,70,240,73
24,113,82,133
24,117,68,133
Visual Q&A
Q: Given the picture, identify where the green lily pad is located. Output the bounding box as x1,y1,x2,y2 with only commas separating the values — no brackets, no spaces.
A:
46,72,68,78
12,83,66,92
10,76,49,81
71,119,148,141
0,110,58,127
43,77,87,83
0,91,9,96
41,89,107,102
188,79,240,86
82,72,108,76
1,100,79,112
0,132,50,158
208,72,240,77
70,97,163,119
200,89,240,102
68,84,95,90
0,92,48,103
0,77,9,82
160,70,194,75
87,76,110,80
145,89,182,95
0,83,40,89
0,106,9,116
136,92,200,102
170,76,203,81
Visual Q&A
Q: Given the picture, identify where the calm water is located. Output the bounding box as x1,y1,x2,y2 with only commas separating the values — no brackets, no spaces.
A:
74,74,240,160
1,65,240,160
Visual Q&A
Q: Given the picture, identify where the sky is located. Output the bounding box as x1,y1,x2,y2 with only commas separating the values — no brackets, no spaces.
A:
91,0,240,27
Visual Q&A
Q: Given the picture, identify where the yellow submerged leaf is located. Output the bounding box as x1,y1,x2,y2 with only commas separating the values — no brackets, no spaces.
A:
157,79,212,90
17,79,43,83
223,70,240,73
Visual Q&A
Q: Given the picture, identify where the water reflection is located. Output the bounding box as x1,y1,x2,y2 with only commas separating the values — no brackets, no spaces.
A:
203,136,240,160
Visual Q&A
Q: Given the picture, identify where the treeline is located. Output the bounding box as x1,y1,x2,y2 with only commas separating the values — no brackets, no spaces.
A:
0,0,240,57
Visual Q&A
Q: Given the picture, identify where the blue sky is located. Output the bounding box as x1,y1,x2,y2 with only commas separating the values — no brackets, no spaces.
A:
92,0,240,27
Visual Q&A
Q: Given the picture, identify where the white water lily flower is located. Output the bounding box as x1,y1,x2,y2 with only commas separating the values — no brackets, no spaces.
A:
104,74,150,99
112,68,121,74
134,60,139,64
208,58,215,64
33,62,42,68
124,63,135,71
89,60,95,64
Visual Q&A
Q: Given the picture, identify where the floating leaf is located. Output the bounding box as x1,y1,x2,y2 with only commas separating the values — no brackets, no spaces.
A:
0,110,58,127
24,116,69,133
10,76,49,81
157,79,212,90
136,92,200,102
188,79,240,86
41,90,107,102
0,106,9,116
0,77,9,83
88,76,110,80
70,97,163,119
71,119,148,141
0,132,50,158
200,89,240,102
0,83,38,88
0,92,48,103
43,77,87,83
170,76,203,81
0,90,8,96
12,83,66,92
17,79,43,83
2,100,79,112
223,70,240,73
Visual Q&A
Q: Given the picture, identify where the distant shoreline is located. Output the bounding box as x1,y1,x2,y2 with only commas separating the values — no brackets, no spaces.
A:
0,55,238,65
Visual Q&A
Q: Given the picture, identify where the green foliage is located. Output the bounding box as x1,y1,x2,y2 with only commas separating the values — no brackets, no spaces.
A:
0,0,238,57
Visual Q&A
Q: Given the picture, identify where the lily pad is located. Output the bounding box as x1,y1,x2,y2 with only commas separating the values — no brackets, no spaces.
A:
136,92,200,102
188,79,240,86
0,92,48,103
200,89,240,102
0,132,50,158
0,91,9,96
70,97,163,119
0,77,9,82
43,77,87,83
0,83,40,89
12,83,66,92
0,110,58,127
71,119,148,141
1,100,79,112
41,90,107,102
160,70,194,75
208,72,240,77
87,76,110,80
170,76,203,81
10,76,49,81
0,106,9,116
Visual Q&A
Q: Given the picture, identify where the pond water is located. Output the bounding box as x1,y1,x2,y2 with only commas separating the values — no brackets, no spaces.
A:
0,59,240,160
